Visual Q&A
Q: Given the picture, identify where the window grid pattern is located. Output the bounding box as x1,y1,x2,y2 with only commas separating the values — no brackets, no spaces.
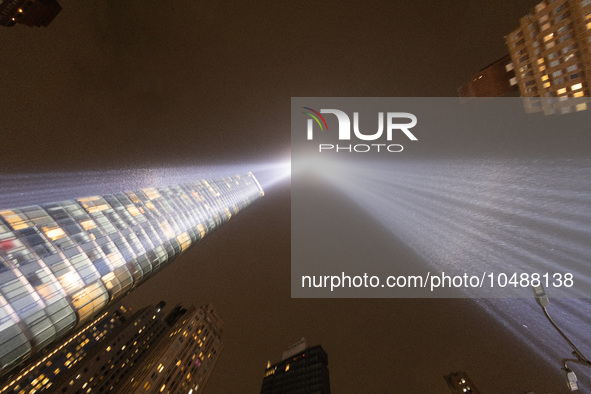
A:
507,0,591,114
0,173,263,373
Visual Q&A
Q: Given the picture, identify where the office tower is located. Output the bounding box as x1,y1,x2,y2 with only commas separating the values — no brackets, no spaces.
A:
0,302,167,393
0,0,61,27
122,304,223,393
1,302,219,393
260,339,330,394
0,303,134,392
50,303,171,393
444,371,480,394
506,0,591,113
458,55,519,100
0,173,264,376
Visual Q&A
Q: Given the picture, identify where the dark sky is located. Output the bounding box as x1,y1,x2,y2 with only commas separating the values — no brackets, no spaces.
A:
2,1,580,392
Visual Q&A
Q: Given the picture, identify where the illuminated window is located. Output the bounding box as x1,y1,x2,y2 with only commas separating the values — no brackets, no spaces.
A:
285,364,290,372
576,103,587,111
543,82,551,88
571,83,582,91
573,91,584,97
557,87,567,95
544,33,554,42
542,75,549,81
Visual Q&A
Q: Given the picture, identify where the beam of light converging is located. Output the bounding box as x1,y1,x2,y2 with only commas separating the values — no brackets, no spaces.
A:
0,160,291,210
302,155,591,383
308,157,591,298
247,160,291,191
475,297,591,387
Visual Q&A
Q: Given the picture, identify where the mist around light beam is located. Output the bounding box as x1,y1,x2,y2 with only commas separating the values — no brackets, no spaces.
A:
302,156,591,298
0,159,291,210
295,154,591,386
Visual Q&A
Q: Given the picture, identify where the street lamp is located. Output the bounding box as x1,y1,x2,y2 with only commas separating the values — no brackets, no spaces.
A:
532,284,591,391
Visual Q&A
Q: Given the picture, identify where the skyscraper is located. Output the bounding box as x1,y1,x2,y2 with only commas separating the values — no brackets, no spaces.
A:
0,173,264,376
50,303,171,393
506,0,591,114
1,302,222,393
0,0,61,27
260,339,330,394
0,302,167,393
122,304,223,393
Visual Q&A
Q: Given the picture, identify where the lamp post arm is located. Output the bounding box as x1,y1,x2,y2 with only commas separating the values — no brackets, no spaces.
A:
543,307,591,365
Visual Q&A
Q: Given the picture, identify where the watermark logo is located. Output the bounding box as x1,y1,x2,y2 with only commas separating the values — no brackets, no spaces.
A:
302,107,329,136
303,107,418,153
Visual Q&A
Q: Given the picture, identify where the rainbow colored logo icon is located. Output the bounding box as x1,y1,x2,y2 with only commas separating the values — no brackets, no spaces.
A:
302,107,329,131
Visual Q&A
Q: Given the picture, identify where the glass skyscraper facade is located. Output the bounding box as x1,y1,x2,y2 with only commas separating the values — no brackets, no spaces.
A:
0,173,264,375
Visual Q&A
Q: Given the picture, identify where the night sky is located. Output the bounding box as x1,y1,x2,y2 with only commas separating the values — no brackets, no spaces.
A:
2,1,582,392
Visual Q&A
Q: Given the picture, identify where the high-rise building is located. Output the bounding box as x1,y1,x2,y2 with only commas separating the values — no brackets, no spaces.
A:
0,302,168,393
444,371,480,394
49,303,171,393
0,0,61,28
0,173,264,376
122,304,223,394
506,0,591,114
458,55,519,100
0,302,222,393
260,339,330,394
0,303,135,392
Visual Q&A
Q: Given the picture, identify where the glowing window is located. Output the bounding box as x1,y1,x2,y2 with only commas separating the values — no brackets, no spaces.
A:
43,226,66,241
571,83,582,91
557,87,567,95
